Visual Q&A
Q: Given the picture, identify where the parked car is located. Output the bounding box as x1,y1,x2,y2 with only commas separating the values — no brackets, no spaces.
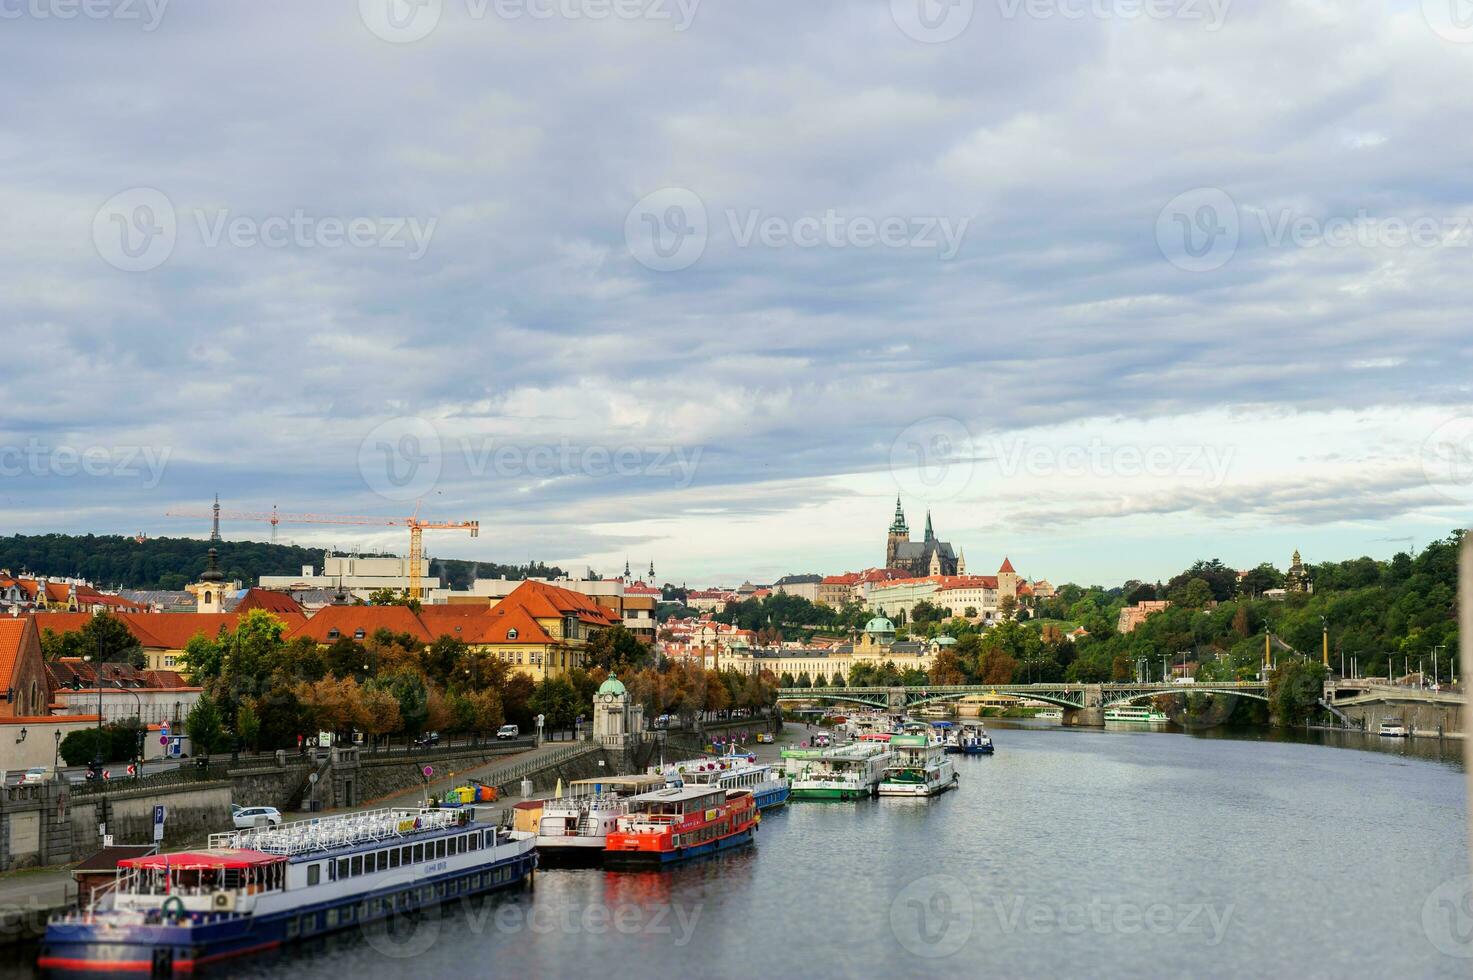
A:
496,724,520,740
20,766,55,785
231,805,282,829
755,732,775,744
414,731,440,748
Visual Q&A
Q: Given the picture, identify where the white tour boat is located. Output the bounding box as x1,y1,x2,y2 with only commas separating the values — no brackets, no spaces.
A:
877,733,959,797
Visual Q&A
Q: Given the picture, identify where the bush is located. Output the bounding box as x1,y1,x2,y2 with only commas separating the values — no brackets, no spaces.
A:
59,721,144,766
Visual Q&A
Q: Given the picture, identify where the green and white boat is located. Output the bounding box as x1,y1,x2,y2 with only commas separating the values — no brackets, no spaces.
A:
782,742,891,800
877,734,958,797
1104,705,1168,724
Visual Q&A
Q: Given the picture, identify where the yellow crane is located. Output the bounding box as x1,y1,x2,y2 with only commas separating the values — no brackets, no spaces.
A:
165,503,479,599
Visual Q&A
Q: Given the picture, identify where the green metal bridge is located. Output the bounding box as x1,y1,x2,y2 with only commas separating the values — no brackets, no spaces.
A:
776,681,1270,720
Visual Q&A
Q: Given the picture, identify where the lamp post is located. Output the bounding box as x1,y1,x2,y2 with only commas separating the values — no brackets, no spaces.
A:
53,729,61,768
83,654,104,777
1433,645,1445,687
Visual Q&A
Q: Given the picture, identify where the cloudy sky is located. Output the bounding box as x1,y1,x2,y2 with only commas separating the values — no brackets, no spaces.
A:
1,0,1470,587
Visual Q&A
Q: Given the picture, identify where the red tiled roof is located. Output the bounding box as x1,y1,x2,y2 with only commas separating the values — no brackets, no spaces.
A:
0,618,38,688
288,606,432,644
233,588,304,616
475,605,556,645
498,581,619,626
122,613,243,650
998,557,1016,573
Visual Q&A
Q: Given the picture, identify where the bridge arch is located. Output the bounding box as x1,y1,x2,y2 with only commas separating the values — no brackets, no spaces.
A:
1101,687,1269,707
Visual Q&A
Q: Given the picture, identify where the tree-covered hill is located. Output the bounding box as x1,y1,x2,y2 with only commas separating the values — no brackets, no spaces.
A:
0,533,564,591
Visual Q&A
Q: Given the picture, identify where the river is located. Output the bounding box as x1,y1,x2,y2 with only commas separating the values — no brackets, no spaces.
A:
23,721,1473,977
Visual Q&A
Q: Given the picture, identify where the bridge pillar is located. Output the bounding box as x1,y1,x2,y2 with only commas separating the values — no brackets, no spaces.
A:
1062,685,1105,728
887,687,907,712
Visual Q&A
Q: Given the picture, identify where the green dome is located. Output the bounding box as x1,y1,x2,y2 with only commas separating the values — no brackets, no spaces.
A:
597,675,626,696
864,617,896,634
935,635,956,646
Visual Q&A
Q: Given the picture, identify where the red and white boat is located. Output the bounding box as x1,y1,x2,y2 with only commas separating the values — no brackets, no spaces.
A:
603,785,757,868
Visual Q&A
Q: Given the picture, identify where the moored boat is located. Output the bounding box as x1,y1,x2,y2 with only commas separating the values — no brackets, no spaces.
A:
661,751,790,810
1105,705,1168,724
945,723,994,755
1377,718,1411,737
40,807,535,974
877,734,959,797
604,785,758,868
535,774,667,866
782,743,891,800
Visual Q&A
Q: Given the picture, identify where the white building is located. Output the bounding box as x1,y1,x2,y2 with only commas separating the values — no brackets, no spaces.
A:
259,554,439,603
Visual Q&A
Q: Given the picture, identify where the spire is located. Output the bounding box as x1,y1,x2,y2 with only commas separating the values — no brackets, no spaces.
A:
999,557,1016,574
624,557,631,578
648,560,655,580
888,497,909,534
924,509,935,541
210,494,221,543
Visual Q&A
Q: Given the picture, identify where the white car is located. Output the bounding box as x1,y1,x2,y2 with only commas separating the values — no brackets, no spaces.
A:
231,805,282,829
20,766,54,785
496,724,520,740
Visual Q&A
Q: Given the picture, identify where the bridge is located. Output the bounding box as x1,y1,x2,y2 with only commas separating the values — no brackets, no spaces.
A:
778,678,1467,730
776,681,1269,727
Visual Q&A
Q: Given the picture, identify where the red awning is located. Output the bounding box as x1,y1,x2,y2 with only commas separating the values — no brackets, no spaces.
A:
120,849,284,871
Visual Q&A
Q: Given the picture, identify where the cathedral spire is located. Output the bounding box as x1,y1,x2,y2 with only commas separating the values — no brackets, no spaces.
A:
624,557,631,578
648,560,655,580
924,509,935,541
889,497,908,534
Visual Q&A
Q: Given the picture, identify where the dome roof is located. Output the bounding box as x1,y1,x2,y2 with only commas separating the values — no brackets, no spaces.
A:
597,675,626,696
934,635,956,646
864,616,895,634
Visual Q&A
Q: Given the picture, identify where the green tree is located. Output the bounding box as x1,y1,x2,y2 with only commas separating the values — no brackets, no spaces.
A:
185,693,227,755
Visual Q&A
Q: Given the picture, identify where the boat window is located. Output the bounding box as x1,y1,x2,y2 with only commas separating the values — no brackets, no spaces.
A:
436,839,447,859
307,863,320,886
390,848,401,868
402,846,412,865
414,844,424,863
468,833,478,851
351,856,363,876
337,858,349,880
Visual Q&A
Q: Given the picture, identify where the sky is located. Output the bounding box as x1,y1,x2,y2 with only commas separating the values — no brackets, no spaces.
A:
1,0,1470,588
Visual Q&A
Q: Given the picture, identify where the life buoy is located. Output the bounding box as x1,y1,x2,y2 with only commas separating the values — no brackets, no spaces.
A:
161,896,186,921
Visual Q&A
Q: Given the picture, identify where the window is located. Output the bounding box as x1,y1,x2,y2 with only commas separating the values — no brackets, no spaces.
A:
354,629,366,640
337,858,349,880
307,864,321,886
390,848,400,868
436,839,446,859
401,846,411,865
351,856,363,876
327,628,340,640
507,628,518,640
414,844,424,863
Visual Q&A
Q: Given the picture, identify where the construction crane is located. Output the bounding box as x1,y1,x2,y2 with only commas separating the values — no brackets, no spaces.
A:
164,503,479,598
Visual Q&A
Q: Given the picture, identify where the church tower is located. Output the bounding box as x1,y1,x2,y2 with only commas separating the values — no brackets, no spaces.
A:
186,495,228,613
886,497,910,569
997,557,1019,601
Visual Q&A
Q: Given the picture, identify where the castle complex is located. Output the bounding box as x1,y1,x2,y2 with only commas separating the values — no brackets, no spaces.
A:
884,498,962,577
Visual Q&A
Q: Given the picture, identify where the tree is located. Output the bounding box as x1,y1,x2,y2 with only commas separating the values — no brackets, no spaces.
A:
929,650,967,686
236,698,262,752
186,693,227,755
529,677,579,730
368,588,421,612
587,625,652,670
998,595,1018,621
795,671,812,688
831,671,846,687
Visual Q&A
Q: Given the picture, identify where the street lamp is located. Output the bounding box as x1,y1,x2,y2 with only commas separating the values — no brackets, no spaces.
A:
82,654,104,777
53,729,61,768
1433,645,1445,687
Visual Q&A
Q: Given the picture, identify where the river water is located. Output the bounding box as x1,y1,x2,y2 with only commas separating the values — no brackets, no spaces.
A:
29,722,1473,977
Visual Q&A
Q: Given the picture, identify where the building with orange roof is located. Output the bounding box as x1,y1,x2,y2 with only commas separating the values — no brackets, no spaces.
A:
286,605,433,645
0,617,53,718
30,610,306,672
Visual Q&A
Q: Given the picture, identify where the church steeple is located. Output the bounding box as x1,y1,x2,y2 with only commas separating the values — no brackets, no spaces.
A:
624,557,631,578
924,509,935,542
888,497,908,534
648,560,655,580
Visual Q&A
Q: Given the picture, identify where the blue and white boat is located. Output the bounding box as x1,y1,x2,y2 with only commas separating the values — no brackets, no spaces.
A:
40,807,536,974
659,751,790,810
945,723,994,755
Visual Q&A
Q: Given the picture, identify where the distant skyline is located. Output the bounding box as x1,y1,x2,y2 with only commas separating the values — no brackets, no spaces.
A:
2,3,1470,587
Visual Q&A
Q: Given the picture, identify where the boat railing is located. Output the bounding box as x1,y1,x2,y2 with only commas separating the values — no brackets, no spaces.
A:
209,806,463,855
